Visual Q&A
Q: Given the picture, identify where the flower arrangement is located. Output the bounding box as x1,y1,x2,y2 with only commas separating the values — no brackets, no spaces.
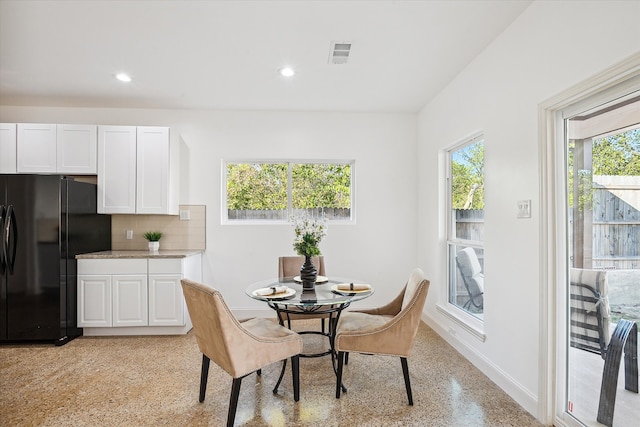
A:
291,215,327,257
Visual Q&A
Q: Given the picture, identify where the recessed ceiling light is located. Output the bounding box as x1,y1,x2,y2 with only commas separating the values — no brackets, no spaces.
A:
279,67,295,77
115,73,132,82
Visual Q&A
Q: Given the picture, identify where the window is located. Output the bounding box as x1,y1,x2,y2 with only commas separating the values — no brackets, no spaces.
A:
447,135,485,319
223,160,353,222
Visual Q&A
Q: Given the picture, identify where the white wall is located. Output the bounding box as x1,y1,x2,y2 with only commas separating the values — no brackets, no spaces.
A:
417,0,640,420
0,106,418,311
4,0,639,421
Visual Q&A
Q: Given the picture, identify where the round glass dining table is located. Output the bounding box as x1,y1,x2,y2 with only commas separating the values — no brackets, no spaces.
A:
245,276,374,393
245,276,374,313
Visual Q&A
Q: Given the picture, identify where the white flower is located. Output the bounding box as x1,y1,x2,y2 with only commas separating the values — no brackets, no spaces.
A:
290,215,327,257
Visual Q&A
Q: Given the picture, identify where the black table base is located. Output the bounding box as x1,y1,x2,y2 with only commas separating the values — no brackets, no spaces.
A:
269,302,349,394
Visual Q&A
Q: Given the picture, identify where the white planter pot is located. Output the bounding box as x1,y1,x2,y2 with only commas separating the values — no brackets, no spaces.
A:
148,241,160,252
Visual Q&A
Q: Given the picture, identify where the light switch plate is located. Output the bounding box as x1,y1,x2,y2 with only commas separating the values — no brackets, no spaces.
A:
179,210,191,220
517,200,531,218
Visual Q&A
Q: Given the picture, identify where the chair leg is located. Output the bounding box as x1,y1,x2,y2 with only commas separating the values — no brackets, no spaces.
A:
291,355,300,402
336,351,345,398
597,320,638,427
227,377,243,427
345,352,349,365
199,354,210,402
401,357,413,405
321,318,325,334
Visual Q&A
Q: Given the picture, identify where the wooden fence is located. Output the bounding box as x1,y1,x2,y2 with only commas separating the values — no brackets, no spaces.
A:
590,179,640,269
455,209,484,241
228,208,351,220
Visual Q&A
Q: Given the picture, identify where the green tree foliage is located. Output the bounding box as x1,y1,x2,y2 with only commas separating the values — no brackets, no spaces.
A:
226,163,287,210
226,162,351,210
568,128,639,210
592,128,640,175
451,142,484,209
292,164,351,208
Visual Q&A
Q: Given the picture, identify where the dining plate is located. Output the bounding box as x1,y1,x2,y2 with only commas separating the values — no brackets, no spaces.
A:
330,284,372,295
293,275,329,284
252,287,296,300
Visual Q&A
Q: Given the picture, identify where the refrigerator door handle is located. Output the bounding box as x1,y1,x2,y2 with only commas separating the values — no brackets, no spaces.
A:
5,205,17,274
0,204,5,274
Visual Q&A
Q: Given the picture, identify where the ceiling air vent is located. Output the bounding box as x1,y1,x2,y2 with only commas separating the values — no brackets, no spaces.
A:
329,41,352,65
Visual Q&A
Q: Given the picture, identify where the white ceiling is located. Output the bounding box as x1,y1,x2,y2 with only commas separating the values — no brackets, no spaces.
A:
0,0,532,113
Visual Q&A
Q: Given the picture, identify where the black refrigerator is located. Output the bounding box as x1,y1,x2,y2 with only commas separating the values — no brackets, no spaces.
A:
0,175,111,345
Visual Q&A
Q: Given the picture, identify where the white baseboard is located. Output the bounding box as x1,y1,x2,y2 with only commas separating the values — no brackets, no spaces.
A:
82,325,192,336
421,312,539,420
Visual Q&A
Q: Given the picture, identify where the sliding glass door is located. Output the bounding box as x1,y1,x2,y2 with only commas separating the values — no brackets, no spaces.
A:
564,94,639,427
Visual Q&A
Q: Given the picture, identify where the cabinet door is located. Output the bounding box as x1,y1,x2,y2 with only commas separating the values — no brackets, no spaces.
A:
136,126,170,214
78,275,112,327
97,125,137,214
112,275,148,327
17,123,57,173
148,274,184,326
0,123,17,173
57,124,97,174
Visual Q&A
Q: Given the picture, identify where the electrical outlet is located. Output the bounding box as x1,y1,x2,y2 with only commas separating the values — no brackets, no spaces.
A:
517,200,531,218
179,210,191,220
126,229,133,240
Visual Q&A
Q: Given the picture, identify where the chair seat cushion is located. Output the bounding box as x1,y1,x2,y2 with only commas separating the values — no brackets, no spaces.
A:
242,318,300,339
338,312,394,333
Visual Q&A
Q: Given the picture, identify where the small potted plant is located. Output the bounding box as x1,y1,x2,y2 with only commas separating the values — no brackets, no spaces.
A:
143,231,163,252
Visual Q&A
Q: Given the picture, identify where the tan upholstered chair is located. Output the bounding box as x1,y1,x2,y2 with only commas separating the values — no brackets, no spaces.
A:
335,268,430,405
181,279,303,427
278,255,325,280
278,256,329,331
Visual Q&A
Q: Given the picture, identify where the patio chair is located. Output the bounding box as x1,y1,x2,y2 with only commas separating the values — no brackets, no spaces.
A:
569,268,638,427
334,268,430,405
181,279,303,427
455,247,484,311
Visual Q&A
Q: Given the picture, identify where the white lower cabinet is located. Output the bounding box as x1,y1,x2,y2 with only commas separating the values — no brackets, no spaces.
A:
78,275,112,327
78,273,148,328
112,275,148,327
78,254,201,336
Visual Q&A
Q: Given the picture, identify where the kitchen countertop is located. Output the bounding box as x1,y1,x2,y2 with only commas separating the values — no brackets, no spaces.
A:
76,250,203,259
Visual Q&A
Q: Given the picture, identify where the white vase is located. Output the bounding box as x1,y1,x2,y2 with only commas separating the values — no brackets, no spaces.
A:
148,241,160,252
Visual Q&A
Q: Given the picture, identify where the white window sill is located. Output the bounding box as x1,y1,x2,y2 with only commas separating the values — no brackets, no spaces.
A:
436,303,486,342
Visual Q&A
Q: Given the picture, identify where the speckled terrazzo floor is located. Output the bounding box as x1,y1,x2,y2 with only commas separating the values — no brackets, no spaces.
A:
0,321,543,427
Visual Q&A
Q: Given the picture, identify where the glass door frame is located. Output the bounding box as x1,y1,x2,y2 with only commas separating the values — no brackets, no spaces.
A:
538,55,640,426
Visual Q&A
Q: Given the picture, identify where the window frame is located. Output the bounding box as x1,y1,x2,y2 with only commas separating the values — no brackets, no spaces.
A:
221,158,356,225
440,132,486,339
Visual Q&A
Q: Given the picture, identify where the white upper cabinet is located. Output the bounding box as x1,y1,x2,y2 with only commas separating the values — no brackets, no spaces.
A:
8,123,97,174
136,126,170,214
0,123,17,173
98,125,177,214
17,123,57,173
57,124,97,174
98,125,137,213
